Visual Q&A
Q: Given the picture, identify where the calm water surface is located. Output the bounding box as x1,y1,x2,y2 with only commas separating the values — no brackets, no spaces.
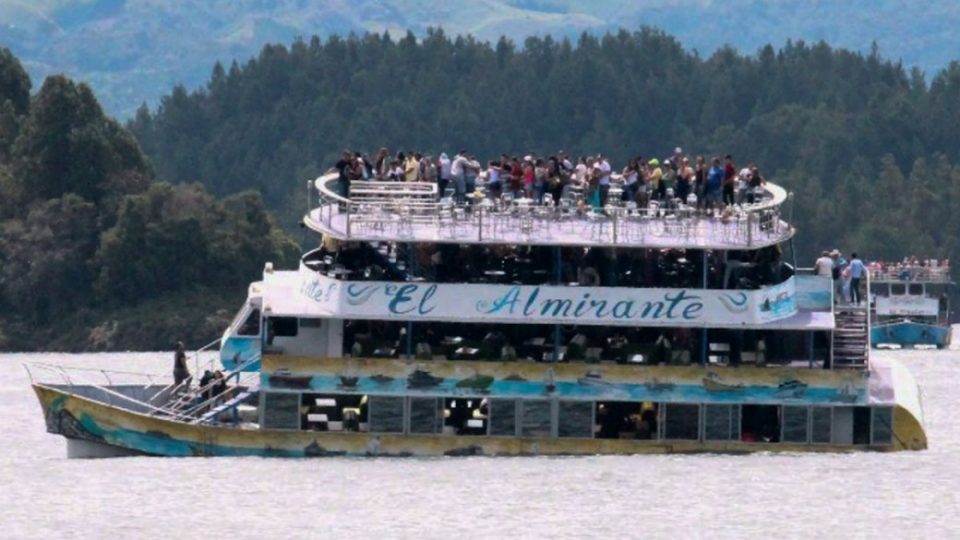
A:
1,350,958,539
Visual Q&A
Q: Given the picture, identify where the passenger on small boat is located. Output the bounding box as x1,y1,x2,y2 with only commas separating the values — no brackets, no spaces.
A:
173,341,190,387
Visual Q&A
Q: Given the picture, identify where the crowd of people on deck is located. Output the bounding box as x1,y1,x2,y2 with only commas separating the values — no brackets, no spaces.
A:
867,257,950,281
334,146,768,209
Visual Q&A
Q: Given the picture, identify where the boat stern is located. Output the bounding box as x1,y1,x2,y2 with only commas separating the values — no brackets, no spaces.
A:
869,357,927,451
871,320,951,349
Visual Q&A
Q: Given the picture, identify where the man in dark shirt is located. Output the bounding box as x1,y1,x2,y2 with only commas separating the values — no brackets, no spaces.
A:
173,341,190,387
335,149,353,201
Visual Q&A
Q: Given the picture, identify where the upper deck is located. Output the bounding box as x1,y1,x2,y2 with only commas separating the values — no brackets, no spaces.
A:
868,262,952,285
303,173,795,250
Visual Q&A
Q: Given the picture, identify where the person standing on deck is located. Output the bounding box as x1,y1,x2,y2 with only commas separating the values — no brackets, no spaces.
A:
334,149,353,201
465,155,481,197
438,153,452,196
705,157,724,209
374,147,390,180
419,155,437,188
451,150,470,203
830,249,847,303
404,153,421,182
722,154,737,206
648,158,662,200
694,156,706,207
173,341,190,387
815,251,834,276
597,154,612,207
848,253,866,305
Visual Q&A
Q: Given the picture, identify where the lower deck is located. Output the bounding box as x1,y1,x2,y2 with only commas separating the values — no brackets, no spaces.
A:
34,383,924,457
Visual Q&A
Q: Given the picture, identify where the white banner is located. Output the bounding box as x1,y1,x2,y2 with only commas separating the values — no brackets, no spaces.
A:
264,270,798,328
876,295,938,317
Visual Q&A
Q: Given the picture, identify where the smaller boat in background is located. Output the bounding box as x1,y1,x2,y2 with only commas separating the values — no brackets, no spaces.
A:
868,259,952,349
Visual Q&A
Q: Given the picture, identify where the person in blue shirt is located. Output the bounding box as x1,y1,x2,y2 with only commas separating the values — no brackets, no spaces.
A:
705,157,724,209
848,252,866,305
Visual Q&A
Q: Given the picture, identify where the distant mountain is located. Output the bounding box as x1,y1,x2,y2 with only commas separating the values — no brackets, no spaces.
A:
2,0,960,117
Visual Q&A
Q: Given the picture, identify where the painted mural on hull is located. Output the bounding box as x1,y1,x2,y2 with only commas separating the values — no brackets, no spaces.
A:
871,321,951,348
263,356,869,406
34,385,927,458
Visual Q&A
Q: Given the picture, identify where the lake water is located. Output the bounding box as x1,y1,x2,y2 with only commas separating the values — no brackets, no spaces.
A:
1,350,958,539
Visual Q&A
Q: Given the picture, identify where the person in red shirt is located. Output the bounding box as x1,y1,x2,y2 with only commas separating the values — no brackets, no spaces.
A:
722,154,737,206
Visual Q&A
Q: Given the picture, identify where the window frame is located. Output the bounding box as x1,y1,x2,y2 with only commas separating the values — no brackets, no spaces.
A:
703,404,740,442
659,402,701,442
781,405,810,444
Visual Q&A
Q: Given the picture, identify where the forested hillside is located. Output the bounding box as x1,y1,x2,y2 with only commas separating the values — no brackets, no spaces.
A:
0,49,299,351
5,1,960,117
131,29,960,263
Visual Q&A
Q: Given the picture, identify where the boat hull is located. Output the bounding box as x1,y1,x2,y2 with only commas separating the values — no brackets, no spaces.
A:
871,321,951,349
33,382,926,458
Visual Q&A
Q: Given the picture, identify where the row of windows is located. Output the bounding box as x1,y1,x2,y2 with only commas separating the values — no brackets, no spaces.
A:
261,392,894,447
886,283,925,296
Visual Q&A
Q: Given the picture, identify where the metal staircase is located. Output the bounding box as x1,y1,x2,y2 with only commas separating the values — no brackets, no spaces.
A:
153,354,261,423
832,305,869,368
193,384,260,424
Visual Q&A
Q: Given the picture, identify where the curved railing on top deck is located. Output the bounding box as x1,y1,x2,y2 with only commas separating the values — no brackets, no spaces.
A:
304,171,794,250
868,264,952,284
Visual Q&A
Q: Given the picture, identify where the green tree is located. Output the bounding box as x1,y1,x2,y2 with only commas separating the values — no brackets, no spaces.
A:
0,195,99,322
0,48,30,115
11,76,150,206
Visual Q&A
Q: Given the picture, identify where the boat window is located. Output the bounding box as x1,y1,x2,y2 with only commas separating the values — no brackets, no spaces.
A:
853,407,871,444
831,408,854,444
261,392,300,430
557,401,594,438
908,283,924,296
238,308,261,336
595,402,655,440
299,317,323,328
740,405,780,442
520,400,553,438
443,398,487,435
300,394,366,432
269,317,298,338
871,407,893,445
782,406,809,443
662,403,700,441
811,408,832,444
368,396,404,433
704,404,740,441
890,283,906,295
489,399,517,436
409,397,442,434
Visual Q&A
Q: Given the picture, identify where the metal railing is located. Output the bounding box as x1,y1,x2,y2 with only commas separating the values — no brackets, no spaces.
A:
25,347,261,425
869,264,951,283
305,172,793,249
